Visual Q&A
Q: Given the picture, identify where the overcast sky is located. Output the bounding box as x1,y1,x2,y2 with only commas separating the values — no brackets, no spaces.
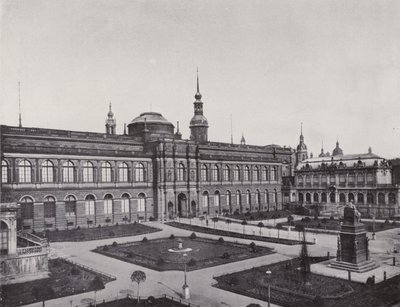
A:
1,0,400,158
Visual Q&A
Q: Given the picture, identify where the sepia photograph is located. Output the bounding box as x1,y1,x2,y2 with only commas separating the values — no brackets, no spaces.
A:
1,1,400,306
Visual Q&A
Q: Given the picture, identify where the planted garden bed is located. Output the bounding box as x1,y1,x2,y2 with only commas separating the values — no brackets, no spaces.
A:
1,258,114,306
93,235,274,271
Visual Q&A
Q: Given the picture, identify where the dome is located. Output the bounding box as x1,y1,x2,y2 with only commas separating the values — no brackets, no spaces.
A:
130,112,173,125
189,114,209,127
128,112,174,140
332,141,343,156
297,142,307,151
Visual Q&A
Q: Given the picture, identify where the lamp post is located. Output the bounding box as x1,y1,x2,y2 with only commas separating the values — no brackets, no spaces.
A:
372,212,376,240
182,253,190,299
266,269,272,307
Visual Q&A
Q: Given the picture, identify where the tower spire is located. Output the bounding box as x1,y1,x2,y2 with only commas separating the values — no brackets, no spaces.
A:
18,82,22,127
195,67,202,100
230,114,233,144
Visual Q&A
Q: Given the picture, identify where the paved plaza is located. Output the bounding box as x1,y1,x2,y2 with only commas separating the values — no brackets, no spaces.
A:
22,218,400,307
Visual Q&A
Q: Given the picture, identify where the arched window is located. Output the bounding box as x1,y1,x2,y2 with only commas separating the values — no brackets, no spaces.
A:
121,193,130,213
274,189,278,204
313,193,319,203
138,193,146,212
244,166,250,181
41,160,54,183
321,175,327,186
1,160,9,183
265,190,269,205
246,190,251,205
256,190,261,204
212,165,220,181
357,193,364,204
201,164,208,181
101,162,112,182
236,190,241,206
262,166,268,181
298,193,304,203
357,173,364,185
104,194,113,214
202,191,209,209
339,193,346,203
271,167,277,181
85,194,95,215
348,193,355,203
305,175,311,186
321,192,327,203
389,193,396,205
306,193,311,203
348,174,355,185
177,163,185,181
0,221,8,255
118,162,129,182
339,174,346,185
223,165,230,181
65,195,76,216
83,161,94,183
214,191,220,208
378,193,385,204
253,166,260,181
367,173,374,184
18,160,32,183
313,176,319,186
367,193,374,204
226,190,231,206
20,196,34,219
63,161,75,183
233,166,240,181
44,196,56,218
298,176,303,185
135,163,145,182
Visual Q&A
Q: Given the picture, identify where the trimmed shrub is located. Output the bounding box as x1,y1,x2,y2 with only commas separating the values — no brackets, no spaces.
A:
188,258,197,266
115,222,119,226
98,224,102,228
189,232,197,239
221,252,230,259
169,234,175,239
147,296,156,304
366,276,375,286
111,241,118,247
218,237,225,244
142,237,148,243
102,245,109,251
76,226,81,230
384,219,390,224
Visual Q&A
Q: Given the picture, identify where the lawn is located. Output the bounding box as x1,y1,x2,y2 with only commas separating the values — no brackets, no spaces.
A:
38,222,161,242
166,222,308,245
93,235,275,271
224,209,291,221
279,217,400,233
214,257,400,307
1,258,114,306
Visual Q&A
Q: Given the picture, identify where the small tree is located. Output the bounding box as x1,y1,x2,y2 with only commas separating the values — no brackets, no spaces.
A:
225,219,232,231
241,219,248,234
212,217,219,229
276,223,283,239
299,230,310,283
131,270,146,303
257,222,264,236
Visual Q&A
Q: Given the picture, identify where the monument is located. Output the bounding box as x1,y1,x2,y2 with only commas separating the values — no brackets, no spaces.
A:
330,203,379,272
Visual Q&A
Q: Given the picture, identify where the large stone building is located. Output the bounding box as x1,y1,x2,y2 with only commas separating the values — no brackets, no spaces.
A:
294,133,400,218
0,76,293,232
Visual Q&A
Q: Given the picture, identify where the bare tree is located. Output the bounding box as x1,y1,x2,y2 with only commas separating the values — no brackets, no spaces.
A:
131,270,146,303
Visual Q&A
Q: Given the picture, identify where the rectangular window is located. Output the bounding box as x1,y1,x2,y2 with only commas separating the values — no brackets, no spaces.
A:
63,167,74,183
1,165,8,183
19,167,32,183
104,199,113,214
83,168,94,182
44,203,55,218
121,198,129,213
202,195,208,208
85,200,95,215
138,198,145,212
65,202,76,216
214,195,220,207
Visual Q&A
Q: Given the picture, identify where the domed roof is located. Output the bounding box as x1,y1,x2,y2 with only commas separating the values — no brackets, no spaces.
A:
189,114,209,127
332,141,343,156
130,112,173,126
297,142,307,151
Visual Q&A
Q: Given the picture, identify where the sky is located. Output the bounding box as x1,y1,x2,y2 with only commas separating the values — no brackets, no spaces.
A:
1,0,400,158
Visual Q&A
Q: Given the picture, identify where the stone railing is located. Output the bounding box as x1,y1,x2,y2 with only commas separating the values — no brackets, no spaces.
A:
18,231,48,245
17,245,45,256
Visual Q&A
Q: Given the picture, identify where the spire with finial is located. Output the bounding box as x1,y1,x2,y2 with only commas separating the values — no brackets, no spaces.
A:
105,102,116,135
195,67,202,100
174,121,182,140
18,81,22,127
319,140,325,157
240,133,246,145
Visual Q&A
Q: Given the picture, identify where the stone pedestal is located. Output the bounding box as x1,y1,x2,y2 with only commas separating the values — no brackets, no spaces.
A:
183,284,190,299
331,205,378,273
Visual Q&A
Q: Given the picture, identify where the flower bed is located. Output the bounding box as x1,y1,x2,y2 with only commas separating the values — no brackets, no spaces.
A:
39,222,161,242
166,222,310,245
1,258,114,306
93,236,274,271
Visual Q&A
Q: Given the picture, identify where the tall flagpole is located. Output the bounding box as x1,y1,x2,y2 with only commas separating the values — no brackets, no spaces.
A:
18,82,22,127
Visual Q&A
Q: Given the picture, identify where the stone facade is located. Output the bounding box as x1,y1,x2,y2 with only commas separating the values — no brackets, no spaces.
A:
0,80,293,232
